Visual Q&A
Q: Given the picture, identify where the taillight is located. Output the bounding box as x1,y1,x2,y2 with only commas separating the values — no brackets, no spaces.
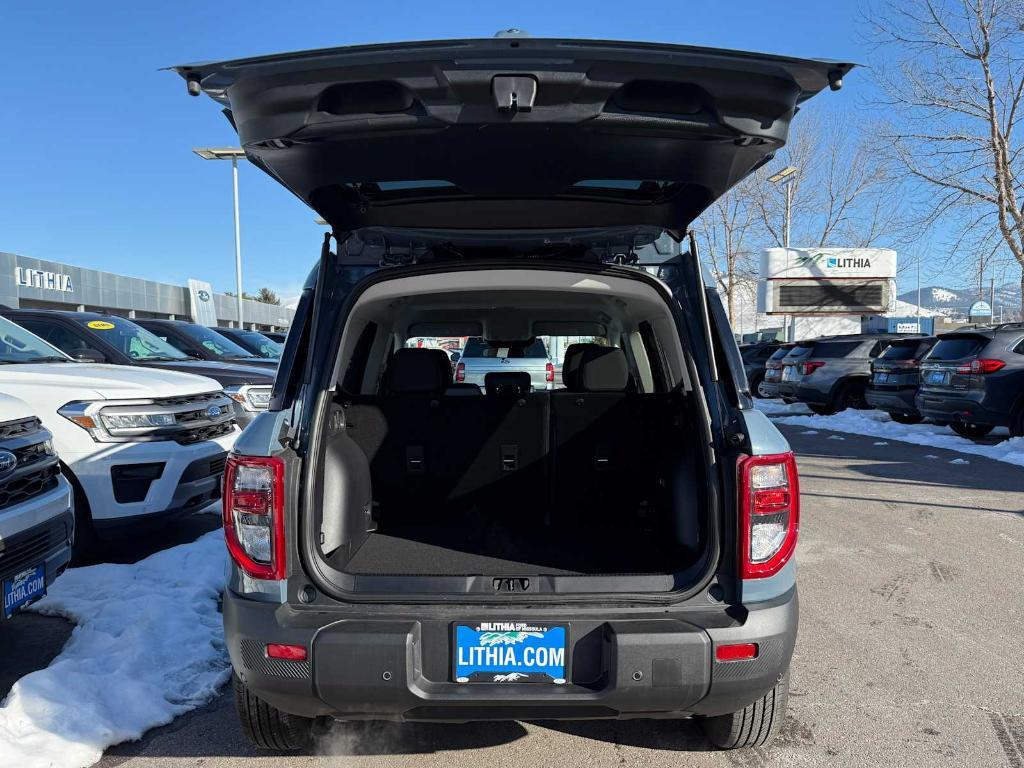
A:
545,361,555,383
738,453,799,579
455,362,466,382
223,455,286,580
956,358,1005,375
798,361,825,376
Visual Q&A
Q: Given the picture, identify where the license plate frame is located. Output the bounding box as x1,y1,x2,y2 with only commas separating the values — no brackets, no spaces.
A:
874,372,890,384
452,621,569,684
3,564,46,619
925,370,948,386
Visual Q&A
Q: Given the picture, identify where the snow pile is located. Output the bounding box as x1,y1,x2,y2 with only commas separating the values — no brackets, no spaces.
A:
753,399,810,416
769,407,1024,469
0,530,229,768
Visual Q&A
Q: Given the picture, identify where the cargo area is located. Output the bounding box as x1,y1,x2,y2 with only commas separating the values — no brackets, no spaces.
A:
308,268,711,592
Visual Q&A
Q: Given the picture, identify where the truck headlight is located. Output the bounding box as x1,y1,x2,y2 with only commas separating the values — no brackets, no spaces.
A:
225,385,272,413
59,392,234,442
102,413,177,430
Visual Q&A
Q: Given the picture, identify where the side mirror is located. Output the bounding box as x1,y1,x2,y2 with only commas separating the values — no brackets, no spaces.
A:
73,348,106,363
449,351,461,363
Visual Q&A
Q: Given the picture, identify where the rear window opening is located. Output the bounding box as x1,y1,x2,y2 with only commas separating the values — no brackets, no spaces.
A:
305,267,713,598
927,336,987,361
879,340,934,361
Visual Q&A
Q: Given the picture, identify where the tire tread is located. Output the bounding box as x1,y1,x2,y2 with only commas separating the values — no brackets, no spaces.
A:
232,672,312,751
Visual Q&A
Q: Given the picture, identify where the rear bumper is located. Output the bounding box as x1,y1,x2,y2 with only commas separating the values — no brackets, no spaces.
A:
224,587,797,721
865,387,919,415
915,391,1008,427
794,384,830,405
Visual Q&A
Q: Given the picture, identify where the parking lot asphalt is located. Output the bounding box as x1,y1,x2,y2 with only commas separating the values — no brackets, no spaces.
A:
5,425,1022,767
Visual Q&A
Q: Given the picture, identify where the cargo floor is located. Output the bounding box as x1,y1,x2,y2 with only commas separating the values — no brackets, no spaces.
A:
343,518,684,576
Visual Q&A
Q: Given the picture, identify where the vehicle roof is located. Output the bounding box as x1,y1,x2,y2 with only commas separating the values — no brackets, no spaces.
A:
3,309,110,320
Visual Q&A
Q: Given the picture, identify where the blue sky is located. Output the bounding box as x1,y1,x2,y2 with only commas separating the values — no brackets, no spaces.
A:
1,1,870,299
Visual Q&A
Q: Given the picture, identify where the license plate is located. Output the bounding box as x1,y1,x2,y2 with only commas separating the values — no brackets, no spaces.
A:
782,367,796,381
925,370,948,386
454,622,567,683
3,564,45,618
874,373,891,384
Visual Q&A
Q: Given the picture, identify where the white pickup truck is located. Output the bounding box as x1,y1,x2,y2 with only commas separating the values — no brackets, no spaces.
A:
0,316,238,553
0,393,74,619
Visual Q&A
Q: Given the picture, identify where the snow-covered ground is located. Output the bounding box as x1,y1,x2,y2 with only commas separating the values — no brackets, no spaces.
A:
754,399,1024,469
0,530,229,768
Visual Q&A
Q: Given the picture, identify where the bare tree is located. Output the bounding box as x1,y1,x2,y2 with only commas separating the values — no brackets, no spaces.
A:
698,175,761,326
752,112,900,249
865,0,1024,312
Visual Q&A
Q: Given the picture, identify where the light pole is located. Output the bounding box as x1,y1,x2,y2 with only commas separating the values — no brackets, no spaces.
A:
767,166,798,341
193,147,247,329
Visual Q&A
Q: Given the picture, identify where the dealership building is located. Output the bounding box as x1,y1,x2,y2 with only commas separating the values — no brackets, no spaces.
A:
0,252,294,331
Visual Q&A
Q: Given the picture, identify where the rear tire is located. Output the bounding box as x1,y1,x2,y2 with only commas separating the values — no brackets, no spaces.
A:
1011,409,1024,438
233,671,313,751
949,422,994,439
835,380,868,411
700,669,790,749
751,374,768,399
889,412,923,425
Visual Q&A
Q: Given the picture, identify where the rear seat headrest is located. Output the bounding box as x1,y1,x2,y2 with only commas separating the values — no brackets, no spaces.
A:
384,348,453,394
484,371,532,396
574,346,629,392
561,343,593,391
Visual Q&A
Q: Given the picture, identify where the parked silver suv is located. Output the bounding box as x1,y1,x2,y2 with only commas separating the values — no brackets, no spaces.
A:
455,337,554,392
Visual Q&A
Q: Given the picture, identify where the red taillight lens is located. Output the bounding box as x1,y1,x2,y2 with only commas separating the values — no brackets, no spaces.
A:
956,358,1005,375
266,643,307,661
545,361,555,383
798,361,825,376
455,362,466,382
737,452,799,579
715,643,759,662
223,455,286,580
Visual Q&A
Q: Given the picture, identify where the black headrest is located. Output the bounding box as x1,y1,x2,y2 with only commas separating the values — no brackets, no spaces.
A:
561,343,593,391
484,371,532,396
384,348,452,394
573,346,629,392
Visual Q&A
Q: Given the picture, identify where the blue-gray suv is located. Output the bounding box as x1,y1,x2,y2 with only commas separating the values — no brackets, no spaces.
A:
174,35,851,752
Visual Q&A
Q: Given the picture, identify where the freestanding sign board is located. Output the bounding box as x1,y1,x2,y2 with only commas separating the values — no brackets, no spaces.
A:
188,279,219,326
757,248,897,315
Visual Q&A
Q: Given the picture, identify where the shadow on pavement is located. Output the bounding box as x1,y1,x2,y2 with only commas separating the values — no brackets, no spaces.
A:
0,613,74,698
75,511,222,567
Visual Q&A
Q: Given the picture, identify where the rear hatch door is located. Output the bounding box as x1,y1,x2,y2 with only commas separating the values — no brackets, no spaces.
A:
919,333,990,392
174,38,851,230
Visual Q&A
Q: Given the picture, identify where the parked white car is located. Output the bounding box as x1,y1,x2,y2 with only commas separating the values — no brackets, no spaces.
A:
0,317,238,552
0,392,74,619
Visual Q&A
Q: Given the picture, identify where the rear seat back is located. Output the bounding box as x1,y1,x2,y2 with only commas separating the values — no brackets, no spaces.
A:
343,348,451,520
344,344,676,532
551,345,668,529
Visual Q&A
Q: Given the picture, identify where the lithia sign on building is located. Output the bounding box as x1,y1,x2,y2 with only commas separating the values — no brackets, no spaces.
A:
16,267,74,293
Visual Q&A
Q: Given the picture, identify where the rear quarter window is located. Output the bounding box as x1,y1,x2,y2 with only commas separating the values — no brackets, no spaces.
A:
927,337,987,360
812,340,864,358
879,343,920,361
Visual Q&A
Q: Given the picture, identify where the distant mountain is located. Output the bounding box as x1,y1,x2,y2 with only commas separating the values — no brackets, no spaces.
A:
897,283,1021,320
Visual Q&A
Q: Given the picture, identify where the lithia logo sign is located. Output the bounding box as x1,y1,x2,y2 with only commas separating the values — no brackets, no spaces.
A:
797,252,873,270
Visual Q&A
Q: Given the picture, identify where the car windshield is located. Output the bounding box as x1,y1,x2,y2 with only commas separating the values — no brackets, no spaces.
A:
174,324,258,360
0,317,71,364
463,337,549,359
226,330,282,359
75,316,189,361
